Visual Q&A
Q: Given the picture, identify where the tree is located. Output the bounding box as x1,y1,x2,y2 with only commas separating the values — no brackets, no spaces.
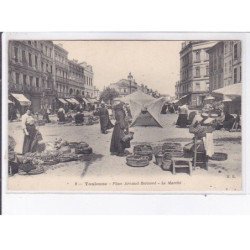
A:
99,87,119,104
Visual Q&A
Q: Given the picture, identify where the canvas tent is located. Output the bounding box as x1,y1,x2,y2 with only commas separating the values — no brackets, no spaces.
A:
135,97,166,127
121,91,165,127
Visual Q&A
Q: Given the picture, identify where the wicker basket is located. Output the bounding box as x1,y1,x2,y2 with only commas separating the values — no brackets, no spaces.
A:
155,151,164,166
162,142,182,152
164,150,184,158
133,144,153,160
210,152,228,161
75,147,93,155
18,166,44,175
126,155,149,167
161,159,172,171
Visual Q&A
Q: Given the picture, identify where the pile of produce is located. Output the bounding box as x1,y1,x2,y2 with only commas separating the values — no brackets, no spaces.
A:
133,144,153,161
8,136,16,162
17,138,93,174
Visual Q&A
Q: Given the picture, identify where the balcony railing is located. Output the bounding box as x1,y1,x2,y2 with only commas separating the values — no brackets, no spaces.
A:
9,82,55,95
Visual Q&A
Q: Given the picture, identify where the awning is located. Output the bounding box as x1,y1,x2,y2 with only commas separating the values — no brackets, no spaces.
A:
8,99,14,104
58,98,68,104
86,98,95,104
82,97,90,104
66,98,79,105
212,83,242,97
11,93,31,106
204,95,215,101
71,98,80,104
179,94,189,100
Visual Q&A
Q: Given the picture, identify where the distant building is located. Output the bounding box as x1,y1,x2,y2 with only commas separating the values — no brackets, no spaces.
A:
68,59,85,97
109,73,138,96
80,62,94,97
179,40,217,107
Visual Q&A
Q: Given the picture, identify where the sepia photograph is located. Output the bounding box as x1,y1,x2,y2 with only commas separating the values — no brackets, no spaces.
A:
5,37,242,192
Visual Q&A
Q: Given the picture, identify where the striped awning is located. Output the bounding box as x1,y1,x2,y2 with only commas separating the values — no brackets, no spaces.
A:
58,98,68,104
11,93,31,106
71,98,80,104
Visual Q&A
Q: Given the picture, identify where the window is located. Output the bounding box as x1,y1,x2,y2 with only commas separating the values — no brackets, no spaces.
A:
35,55,38,67
229,60,232,72
15,73,19,84
225,62,228,74
50,65,53,73
29,76,33,86
23,75,27,85
234,43,238,59
28,53,32,67
205,51,209,61
22,50,26,63
14,47,18,62
46,63,48,72
41,61,44,72
195,67,200,77
34,41,37,47
195,50,200,62
206,65,209,76
45,46,47,55
41,43,43,52
234,68,237,83
240,66,242,82
28,41,32,45
36,78,39,87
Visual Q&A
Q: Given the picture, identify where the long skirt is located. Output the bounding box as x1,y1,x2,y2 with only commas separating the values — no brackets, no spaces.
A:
22,124,37,154
176,114,188,127
110,124,126,154
100,115,109,133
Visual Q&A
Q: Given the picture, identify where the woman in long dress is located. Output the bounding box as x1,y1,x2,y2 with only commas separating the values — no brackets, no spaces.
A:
176,104,189,128
22,110,40,154
110,102,128,156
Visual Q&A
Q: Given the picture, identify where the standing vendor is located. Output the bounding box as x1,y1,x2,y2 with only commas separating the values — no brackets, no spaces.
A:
21,109,41,154
176,104,189,128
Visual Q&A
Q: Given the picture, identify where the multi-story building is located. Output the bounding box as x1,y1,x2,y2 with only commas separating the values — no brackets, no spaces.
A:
68,59,85,97
175,81,181,99
223,41,234,86
207,41,224,92
8,40,56,113
8,40,96,113
208,40,241,92
179,40,217,107
80,62,94,97
54,44,69,99
232,41,242,84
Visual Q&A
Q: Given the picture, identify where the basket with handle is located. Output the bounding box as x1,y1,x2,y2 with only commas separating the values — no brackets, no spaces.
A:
160,152,173,171
133,144,153,160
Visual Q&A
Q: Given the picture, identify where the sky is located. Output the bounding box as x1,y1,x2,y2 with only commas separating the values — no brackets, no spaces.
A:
56,41,182,96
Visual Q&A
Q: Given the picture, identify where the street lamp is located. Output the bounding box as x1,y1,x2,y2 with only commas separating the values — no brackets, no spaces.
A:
128,72,133,94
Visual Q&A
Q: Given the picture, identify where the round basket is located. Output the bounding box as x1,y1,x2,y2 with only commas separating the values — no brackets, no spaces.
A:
210,152,228,161
162,142,182,152
134,144,153,154
155,151,164,166
18,166,44,175
161,159,172,171
126,155,149,167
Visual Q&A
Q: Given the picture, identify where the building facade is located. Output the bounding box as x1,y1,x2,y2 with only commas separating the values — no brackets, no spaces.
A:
207,41,224,92
8,40,96,113
109,73,138,96
232,41,242,84
8,40,56,113
208,40,241,92
179,41,217,107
